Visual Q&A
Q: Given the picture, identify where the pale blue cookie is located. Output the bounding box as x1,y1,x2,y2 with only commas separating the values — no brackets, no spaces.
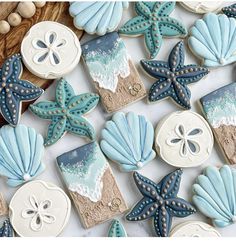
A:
108,219,127,237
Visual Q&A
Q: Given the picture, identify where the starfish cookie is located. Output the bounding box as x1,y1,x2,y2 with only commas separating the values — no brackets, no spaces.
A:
119,2,187,58
30,78,99,146
222,3,236,18
141,41,209,109
0,54,43,126
126,169,196,237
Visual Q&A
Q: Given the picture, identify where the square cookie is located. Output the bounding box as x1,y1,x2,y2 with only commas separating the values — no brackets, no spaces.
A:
56,141,128,228
200,83,236,165
82,32,146,113
0,193,8,216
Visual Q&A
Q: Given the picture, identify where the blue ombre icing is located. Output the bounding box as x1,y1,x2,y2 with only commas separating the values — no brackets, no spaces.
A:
82,32,130,93
57,142,108,202
200,83,236,128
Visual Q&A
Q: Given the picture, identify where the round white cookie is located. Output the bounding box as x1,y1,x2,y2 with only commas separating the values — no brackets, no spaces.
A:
9,180,71,237
155,111,213,168
170,221,221,237
180,1,223,14
21,21,81,79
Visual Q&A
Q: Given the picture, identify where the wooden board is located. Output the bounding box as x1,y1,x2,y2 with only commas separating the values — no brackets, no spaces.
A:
0,2,84,126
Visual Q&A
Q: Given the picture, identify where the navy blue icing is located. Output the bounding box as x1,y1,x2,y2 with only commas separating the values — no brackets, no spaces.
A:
0,219,14,237
222,3,236,18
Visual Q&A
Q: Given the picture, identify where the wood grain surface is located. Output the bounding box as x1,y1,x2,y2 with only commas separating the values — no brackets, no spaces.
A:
0,2,84,126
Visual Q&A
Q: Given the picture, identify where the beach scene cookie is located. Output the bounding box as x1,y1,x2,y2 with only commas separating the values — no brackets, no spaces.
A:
82,32,146,113
141,41,209,109
155,111,214,168
119,2,187,59
108,219,127,237
180,1,223,14
192,165,236,228
21,21,81,79
30,78,99,146
69,2,129,35
170,221,221,237
100,112,156,172
222,3,236,18
0,53,43,126
200,83,236,165
188,13,236,67
0,124,45,187
56,141,128,229
0,219,14,237
9,180,71,237
126,169,196,237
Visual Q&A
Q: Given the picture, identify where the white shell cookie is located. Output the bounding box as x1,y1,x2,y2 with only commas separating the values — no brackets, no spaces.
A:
9,180,71,237
170,221,221,237
21,21,81,79
155,111,213,168
180,1,223,14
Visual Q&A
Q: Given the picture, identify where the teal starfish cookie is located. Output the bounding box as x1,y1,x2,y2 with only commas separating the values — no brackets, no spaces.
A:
30,78,99,146
119,2,187,59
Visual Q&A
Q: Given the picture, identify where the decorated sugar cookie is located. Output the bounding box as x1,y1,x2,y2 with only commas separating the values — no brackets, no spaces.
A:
170,221,221,237
0,219,14,237
57,142,128,228
155,111,213,168
192,165,236,228
21,21,81,79
200,83,236,165
0,193,8,217
180,1,223,14
141,41,209,109
69,2,129,35
222,3,236,18
100,112,156,172
108,219,127,237
0,124,45,187
119,2,187,59
9,180,71,237
0,54,43,126
126,169,196,237
82,32,146,113
30,78,99,146
188,13,236,67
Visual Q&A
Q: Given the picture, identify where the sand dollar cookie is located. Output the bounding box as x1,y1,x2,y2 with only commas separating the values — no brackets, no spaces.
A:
21,21,81,79
9,180,71,237
170,221,221,237
155,111,213,168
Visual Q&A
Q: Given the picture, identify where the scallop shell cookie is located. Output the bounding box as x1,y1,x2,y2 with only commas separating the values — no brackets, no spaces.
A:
180,1,223,14
188,13,236,67
155,111,214,168
21,21,81,79
69,2,129,35
9,180,71,237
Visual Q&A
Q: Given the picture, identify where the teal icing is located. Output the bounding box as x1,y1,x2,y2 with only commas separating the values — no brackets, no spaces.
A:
69,2,129,36
108,219,127,237
200,83,236,128
57,142,108,202
192,165,236,228
82,32,130,93
189,13,236,67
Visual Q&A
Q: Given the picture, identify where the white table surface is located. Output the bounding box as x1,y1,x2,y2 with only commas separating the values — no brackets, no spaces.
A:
1,1,236,237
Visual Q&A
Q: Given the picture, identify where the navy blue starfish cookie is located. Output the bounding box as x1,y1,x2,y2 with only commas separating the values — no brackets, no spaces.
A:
126,169,196,237
141,41,209,109
0,54,44,126
0,219,14,237
222,3,236,18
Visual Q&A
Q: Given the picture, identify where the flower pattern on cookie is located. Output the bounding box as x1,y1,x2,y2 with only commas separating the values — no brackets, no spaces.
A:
126,169,196,237
22,195,55,232
166,124,202,157
0,54,44,126
119,2,187,58
32,31,66,66
30,78,99,146
141,41,209,109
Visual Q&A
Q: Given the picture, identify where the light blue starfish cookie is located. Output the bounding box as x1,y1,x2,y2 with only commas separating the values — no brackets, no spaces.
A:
119,2,187,59
0,54,43,126
141,41,209,109
30,78,99,146
126,169,196,237
108,219,127,237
